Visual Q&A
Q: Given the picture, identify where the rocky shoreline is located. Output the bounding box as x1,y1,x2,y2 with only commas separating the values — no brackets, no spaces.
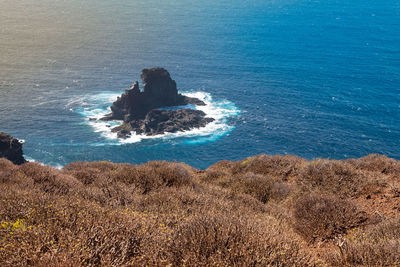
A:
0,132,26,165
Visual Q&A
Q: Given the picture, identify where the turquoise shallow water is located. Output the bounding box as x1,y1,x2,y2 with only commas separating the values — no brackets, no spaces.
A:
1,0,399,168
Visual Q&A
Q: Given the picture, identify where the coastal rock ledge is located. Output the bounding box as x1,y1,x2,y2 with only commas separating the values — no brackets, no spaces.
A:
0,132,26,165
101,68,214,138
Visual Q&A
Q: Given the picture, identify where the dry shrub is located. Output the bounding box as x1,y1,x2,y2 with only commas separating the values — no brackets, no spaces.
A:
202,168,228,183
0,158,17,172
78,215,151,266
136,161,193,189
201,170,291,204
232,154,306,180
293,195,367,242
347,154,400,176
19,162,81,194
65,160,194,193
159,213,318,266
111,161,194,195
206,160,237,172
201,160,237,184
64,160,124,172
325,218,400,266
234,173,276,203
227,172,290,203
62,161,197,207
0,176,317,266
2,154,400,266
0,158,20,184
0,188,34,222
63,161,130,185
0,191,159,266
298,159,367,197
135,184,267,222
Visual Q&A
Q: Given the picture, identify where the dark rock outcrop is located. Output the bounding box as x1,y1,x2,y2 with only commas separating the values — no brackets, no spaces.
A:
112,109,215,138
0,132,26,165
101,68,214,138
102,68,205,122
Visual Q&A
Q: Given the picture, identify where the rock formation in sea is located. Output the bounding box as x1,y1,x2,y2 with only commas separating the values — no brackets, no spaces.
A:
102,68,214,138
0,132,26,165
112,109,215,138
102,68,206,121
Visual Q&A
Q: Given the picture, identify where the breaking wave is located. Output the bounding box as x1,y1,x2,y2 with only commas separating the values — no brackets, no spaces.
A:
72,91,240,145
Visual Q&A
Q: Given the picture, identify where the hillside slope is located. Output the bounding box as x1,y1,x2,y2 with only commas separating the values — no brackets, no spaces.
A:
0,154,399,266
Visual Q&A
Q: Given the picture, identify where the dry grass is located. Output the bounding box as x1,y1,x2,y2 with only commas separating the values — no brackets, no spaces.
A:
0,154,399,266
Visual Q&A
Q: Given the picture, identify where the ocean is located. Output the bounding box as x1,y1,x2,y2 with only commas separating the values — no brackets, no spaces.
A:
1,0,399,168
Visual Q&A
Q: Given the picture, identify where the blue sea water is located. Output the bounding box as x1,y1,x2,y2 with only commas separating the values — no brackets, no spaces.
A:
1,0,399,168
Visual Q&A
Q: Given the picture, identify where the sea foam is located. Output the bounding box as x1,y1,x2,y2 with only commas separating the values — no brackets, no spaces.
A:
74,91,240,145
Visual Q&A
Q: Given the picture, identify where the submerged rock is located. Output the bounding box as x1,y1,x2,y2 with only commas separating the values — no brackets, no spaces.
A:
102,68,214,138
0,132,26,165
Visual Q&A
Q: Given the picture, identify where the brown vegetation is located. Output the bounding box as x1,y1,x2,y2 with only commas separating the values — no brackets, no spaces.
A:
0,153,399,266
293,195,367,242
